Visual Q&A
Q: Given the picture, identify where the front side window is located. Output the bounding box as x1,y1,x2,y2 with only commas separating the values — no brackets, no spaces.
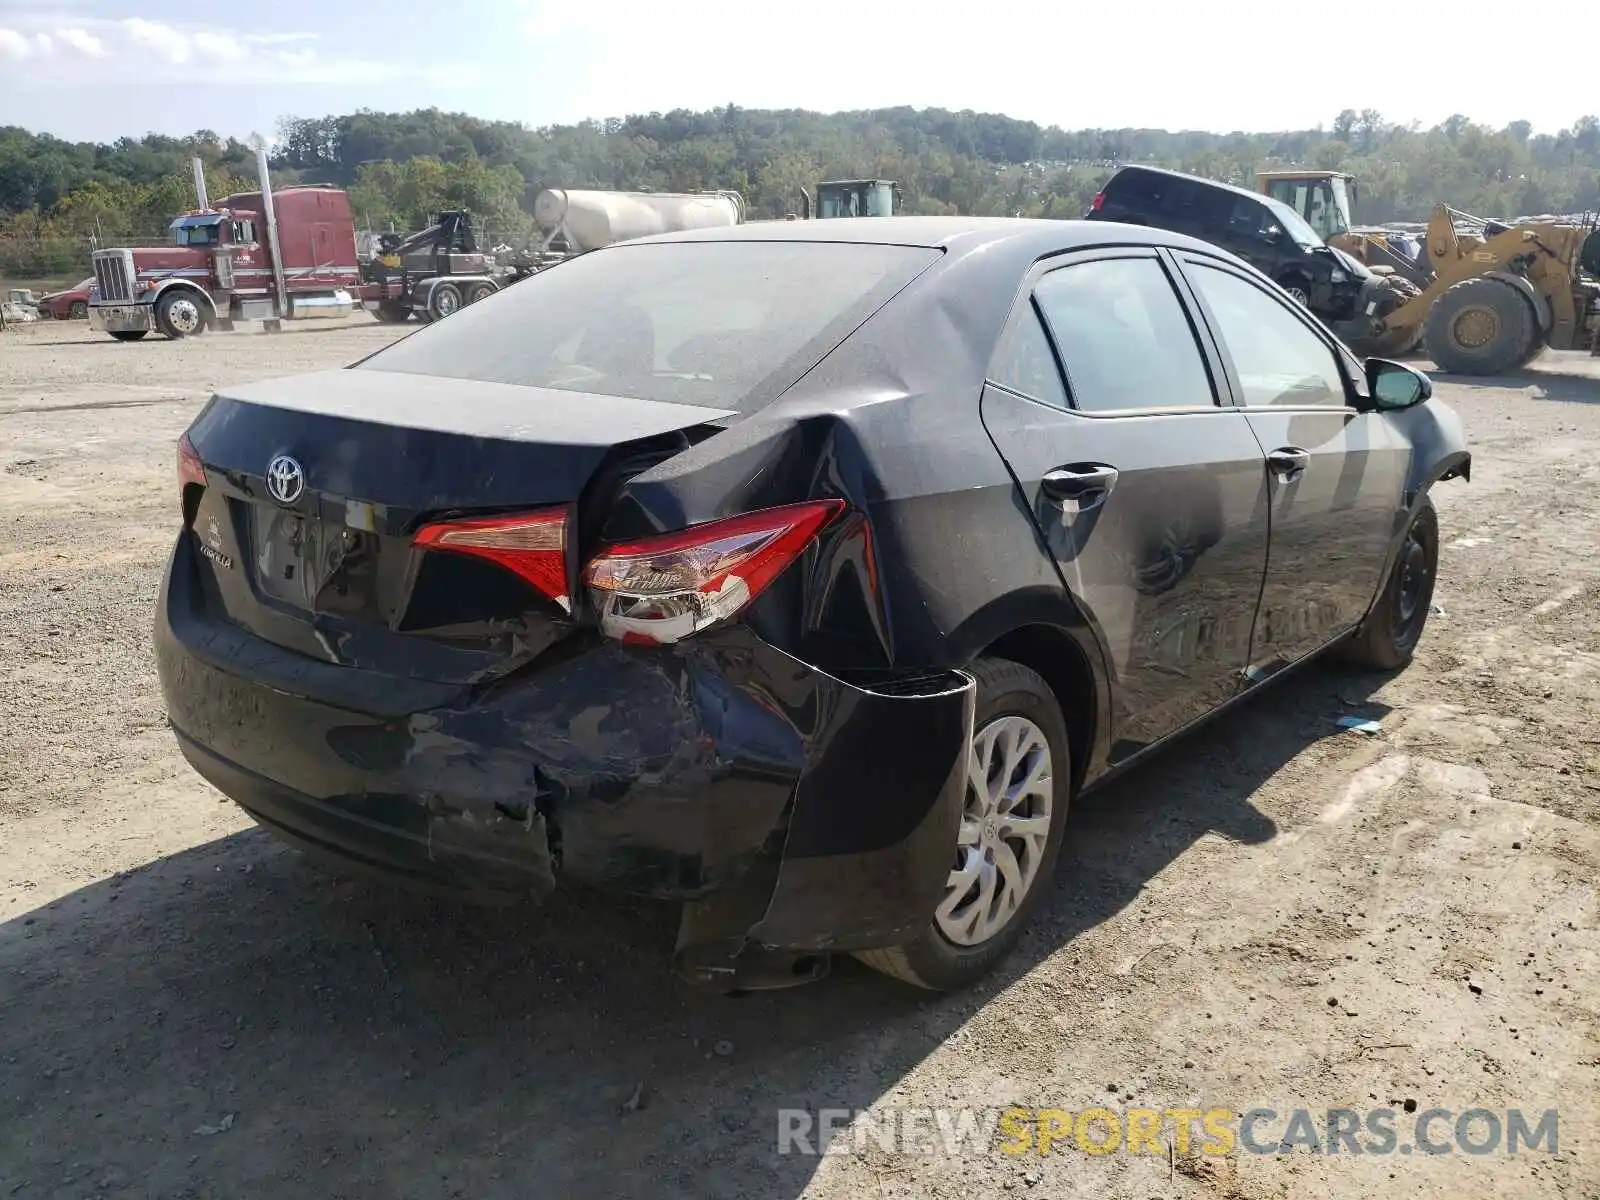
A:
357,240,940,412
1261,197,1322,248
1188,263,1348,408
1032,257,1216,414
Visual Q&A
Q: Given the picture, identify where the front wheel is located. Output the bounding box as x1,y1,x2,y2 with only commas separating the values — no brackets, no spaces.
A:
1424,276,1535,375
1342,498,1438,670
154,290,206,339
854,657,1071,991
1276,276,1312,307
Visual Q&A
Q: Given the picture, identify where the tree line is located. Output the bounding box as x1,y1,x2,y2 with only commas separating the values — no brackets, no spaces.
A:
5,105,1600,280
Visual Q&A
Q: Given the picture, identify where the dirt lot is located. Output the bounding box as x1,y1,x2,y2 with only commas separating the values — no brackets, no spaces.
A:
1,318,1596,1199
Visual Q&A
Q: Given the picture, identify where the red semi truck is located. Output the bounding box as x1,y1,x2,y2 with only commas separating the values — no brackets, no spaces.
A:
87,145,500,340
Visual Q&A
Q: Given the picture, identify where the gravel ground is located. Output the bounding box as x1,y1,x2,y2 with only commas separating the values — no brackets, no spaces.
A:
0,318,1596,1199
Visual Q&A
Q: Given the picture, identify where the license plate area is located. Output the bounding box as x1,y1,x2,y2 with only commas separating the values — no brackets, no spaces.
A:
249,504,326,608
247,502,388,619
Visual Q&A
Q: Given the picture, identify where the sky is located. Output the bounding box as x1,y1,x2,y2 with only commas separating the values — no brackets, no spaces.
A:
0,0,1592,145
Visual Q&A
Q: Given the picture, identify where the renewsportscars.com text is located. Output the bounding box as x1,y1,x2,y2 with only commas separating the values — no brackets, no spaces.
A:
776,1105,1560,1158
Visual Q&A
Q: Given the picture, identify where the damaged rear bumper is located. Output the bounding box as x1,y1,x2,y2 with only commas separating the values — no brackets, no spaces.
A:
155,537,974,987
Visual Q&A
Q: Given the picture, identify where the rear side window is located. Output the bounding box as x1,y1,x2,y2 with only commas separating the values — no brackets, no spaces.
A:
1032,257,1217,414
991,303,1070,409
1103,169,1167,213
357,241,940,412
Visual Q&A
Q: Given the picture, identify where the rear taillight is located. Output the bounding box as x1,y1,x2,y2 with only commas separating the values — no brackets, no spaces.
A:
582,500,844,645
178,433,205,518
413,508,570,612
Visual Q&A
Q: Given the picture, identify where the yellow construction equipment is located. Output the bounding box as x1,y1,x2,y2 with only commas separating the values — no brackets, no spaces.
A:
1261,169,1600,374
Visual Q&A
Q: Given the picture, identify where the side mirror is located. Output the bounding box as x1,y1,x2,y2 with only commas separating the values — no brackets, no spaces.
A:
1365,357,1432,410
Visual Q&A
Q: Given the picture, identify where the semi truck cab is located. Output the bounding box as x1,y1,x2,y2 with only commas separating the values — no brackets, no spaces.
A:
88,147,364,342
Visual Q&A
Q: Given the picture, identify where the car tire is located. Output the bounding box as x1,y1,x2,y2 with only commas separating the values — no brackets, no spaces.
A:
854,657,1071,991
427,282,462,322
68,300,87,320
1276,274,1312,307
1341,497,1438,670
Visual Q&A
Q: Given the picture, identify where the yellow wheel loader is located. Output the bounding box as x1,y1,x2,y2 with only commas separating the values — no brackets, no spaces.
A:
1260,169,1600,374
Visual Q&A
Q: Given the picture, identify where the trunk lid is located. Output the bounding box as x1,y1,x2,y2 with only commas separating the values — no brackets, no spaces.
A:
184,369,735,685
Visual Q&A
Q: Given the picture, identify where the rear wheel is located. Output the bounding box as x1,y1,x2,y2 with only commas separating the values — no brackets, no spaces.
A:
1423,276,1535,375
427,282,461,322
854,657,1071,991
110,330,146,342
154,290,206,339
1342,498,1438,670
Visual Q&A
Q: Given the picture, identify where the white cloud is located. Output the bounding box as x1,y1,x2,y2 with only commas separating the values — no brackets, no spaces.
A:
121,17,191,63
192,30,248,62
0,14,415,84
0,27,31,59
56,27,106,58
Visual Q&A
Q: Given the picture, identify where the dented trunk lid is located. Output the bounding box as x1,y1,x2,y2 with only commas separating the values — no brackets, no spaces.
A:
183,369,735,686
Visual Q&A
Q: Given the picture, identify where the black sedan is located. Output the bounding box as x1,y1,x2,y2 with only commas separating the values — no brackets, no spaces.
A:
156,217,1469,992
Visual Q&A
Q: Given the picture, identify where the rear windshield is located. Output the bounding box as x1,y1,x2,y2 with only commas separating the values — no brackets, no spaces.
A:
356,240,940,411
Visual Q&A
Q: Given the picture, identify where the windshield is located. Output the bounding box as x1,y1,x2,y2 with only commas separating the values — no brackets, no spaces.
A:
816,184,893,218
1265,177,1352,241
864,183,895,217
1261,196,1322,248
170,217,222,247
356,240,941,411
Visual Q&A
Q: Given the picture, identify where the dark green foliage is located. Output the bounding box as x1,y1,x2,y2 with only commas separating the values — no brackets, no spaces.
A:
4,104,1599,279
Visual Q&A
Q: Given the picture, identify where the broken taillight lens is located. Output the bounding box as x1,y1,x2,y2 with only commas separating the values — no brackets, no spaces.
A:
582,499,845,645
178,433,205,492
178,433,206,522
413,508,570,612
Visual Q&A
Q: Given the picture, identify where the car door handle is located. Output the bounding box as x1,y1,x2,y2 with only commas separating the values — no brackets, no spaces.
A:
1267,447,1310,480
1041,464,1120,503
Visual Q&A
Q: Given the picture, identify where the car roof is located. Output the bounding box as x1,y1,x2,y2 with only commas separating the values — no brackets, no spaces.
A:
610,214,1230,262
1109,164,1268,205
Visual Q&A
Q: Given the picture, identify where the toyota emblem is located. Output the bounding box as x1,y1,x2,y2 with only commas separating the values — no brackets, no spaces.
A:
265,454,305,505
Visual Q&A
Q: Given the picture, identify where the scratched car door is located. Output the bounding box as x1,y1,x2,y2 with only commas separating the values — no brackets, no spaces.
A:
979,247,1272,764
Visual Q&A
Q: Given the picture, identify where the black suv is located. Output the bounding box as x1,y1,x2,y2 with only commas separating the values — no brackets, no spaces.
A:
1083,165,1415,354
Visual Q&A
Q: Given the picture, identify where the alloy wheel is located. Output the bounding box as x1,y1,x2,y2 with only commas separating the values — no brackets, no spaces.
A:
935,713,1055,947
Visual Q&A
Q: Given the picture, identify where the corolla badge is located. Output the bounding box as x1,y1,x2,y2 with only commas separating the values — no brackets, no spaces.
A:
265,454,305,505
